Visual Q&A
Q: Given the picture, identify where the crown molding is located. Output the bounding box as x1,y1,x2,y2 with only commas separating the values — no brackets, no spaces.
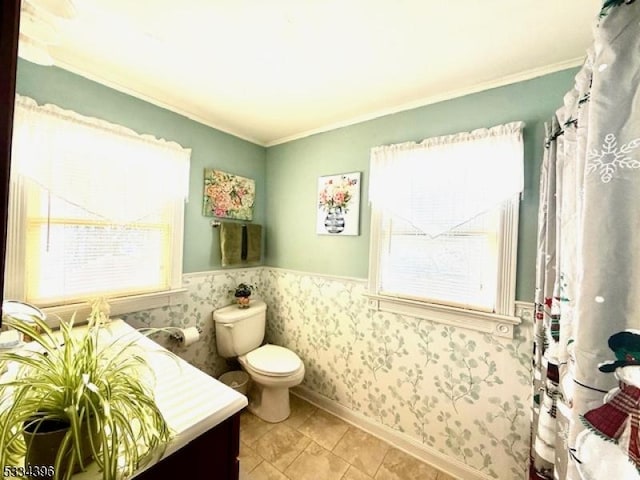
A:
49,55,584,149
50,58,267,147
265,57,585,147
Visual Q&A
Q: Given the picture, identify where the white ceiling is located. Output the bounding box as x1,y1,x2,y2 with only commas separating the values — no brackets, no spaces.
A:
27,0,602,146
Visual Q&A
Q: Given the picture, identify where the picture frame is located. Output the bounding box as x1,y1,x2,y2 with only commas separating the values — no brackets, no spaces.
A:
203,169,255,221
316,172,361,236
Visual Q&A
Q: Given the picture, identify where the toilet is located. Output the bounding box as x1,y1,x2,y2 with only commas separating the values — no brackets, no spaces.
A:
213,299,305,423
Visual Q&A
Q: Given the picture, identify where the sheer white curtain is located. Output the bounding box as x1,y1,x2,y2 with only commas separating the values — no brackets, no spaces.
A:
7,95,191,304
369,121,524,237
11,95,191,223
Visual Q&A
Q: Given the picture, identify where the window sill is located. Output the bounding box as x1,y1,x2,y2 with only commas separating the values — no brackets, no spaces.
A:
40,288,188,328
364,293,521,338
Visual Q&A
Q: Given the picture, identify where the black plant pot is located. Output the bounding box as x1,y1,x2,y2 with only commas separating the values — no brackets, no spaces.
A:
23,417,96,479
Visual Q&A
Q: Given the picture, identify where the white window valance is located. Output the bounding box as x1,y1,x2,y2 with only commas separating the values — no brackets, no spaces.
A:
11,94,191,223
369,121,525,237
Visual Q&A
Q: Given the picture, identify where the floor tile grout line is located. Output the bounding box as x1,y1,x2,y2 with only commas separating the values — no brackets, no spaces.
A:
244,401,450,480
247,458,263,475
330,423,351,453
292,397,455,478
240,438,265,475
292,407,350,452
372,445,394,479
280,427,313,474
240,414,276,450
252,423,313,475
332,424,391,478
281,443,310,479
337,464,350,480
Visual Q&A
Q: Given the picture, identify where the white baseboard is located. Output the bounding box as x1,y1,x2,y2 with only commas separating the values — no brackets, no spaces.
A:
291,386,493,480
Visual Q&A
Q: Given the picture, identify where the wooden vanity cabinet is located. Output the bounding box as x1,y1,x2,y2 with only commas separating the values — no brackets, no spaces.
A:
135,412,241,480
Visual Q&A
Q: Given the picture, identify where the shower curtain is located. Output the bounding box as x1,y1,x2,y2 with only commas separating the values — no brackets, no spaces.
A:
530,3,640,480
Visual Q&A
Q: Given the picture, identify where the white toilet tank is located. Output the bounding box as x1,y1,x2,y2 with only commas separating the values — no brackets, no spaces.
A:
213,299,267,358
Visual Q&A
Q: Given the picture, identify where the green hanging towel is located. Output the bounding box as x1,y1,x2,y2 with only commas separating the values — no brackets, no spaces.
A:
220,222,243,266
245,224,262,263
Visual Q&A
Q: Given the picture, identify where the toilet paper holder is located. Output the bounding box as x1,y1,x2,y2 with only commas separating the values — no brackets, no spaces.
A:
169,326,203,343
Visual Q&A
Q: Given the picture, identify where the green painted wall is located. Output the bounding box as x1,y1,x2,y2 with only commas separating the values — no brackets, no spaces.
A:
16,59,579,301
265,68,580,301
15,59,267,274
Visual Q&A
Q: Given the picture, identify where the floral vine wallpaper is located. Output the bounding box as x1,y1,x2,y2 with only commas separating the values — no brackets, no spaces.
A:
123,267,533,480
123,268,263,378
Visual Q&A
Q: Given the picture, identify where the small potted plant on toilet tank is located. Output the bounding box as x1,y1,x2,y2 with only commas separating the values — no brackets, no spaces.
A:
231,283,254,308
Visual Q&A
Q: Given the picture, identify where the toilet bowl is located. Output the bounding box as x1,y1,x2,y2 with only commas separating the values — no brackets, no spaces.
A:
238,344,305,422
213,299,305,423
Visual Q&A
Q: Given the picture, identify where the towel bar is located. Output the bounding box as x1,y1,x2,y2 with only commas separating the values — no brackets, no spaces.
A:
211,220,249,227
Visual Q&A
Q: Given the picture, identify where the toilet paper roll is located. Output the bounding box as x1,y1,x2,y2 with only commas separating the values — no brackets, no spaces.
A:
177,327,200,346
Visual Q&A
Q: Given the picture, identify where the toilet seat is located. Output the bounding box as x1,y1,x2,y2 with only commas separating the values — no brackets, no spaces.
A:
245,344,302,377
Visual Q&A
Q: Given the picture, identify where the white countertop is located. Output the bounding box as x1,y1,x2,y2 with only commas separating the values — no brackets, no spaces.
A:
1,319,248,479
81,320,247,478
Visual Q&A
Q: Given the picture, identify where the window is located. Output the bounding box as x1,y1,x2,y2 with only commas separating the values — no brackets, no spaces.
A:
5,95,190,318
367,123,524,337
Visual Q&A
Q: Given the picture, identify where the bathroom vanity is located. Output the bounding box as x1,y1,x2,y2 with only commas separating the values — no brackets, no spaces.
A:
134,412,241,480
120,320,247,480
81,320,248,480
1,320,247,480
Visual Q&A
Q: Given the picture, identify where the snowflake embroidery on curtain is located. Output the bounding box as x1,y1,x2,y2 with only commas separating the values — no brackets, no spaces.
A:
586,133,640,183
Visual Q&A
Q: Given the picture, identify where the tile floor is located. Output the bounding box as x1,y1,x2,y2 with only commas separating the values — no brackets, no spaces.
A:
239,395,457,480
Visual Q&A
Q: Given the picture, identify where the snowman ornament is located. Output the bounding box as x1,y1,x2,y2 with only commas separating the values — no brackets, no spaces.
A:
575,330,640,480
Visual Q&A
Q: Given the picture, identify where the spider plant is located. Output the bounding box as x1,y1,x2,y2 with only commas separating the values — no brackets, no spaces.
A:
0,301,172,480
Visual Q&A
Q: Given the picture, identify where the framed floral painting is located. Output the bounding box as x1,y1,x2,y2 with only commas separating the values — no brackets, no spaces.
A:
316,172,361,235
203,169,255,220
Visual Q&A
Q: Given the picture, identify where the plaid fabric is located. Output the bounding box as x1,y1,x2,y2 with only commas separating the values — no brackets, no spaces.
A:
631,412,640,468
544,364,560,419
582,380,640,468
547,363,560,384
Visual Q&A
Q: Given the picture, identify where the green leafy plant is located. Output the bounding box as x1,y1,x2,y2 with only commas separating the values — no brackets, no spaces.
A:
0,299,172,480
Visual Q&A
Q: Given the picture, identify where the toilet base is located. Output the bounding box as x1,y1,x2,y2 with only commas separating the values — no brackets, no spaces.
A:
247,382,291,423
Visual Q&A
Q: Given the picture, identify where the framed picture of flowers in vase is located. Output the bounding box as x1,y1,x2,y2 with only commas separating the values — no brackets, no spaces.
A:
316,172,361,235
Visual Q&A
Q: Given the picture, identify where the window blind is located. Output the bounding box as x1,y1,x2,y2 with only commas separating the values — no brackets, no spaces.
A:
25,187,173,304
369,121,523,314
8,95,190,306
379,210,500,311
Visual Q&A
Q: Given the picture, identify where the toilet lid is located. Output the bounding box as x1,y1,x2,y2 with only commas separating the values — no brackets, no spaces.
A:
246,344,302,376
